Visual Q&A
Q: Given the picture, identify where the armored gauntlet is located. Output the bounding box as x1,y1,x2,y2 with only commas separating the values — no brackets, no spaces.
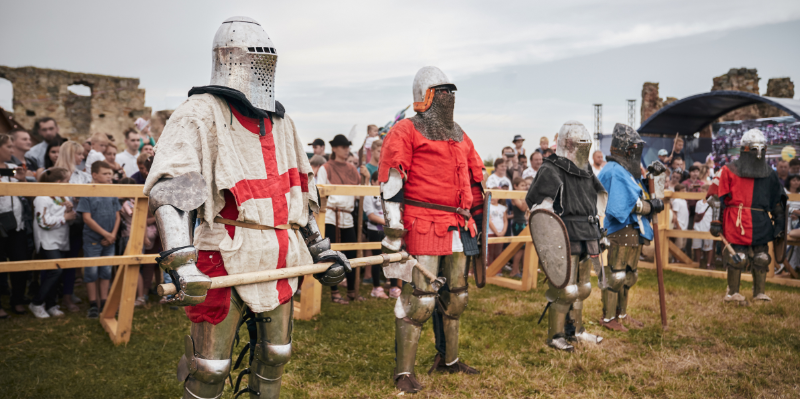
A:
300,207,350,286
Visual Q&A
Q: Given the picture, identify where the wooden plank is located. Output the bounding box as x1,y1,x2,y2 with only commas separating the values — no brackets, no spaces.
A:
331,242,381,251
114,265,141,344
520,240,537,290
316,196,327,239
318,184,378,197
296,274,322,320
485,276,523,290
486,242,524,276
485,189,526,200
0,255,157,273
666,230,716,240
768,241,775,278
0,182,147,198
664,191,706,200
668,240,696,266
487,236,532,244
639,261,800,288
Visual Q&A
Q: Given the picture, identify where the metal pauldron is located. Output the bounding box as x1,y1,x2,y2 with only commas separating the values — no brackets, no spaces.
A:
148,172,208,214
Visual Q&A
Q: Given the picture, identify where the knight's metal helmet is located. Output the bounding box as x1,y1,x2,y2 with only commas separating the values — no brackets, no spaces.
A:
610,123,645,179
740,128,767,159
412,66,457,112
556,121,593,169
210,16,277,112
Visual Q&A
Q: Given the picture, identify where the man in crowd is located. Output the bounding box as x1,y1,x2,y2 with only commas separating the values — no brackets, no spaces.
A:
25,117,64,171
8,128,34,178
309,138,328,160
115,128,140,178
671,157,689,181
518,154,528,170
523,151,543,180
790,158,800,175
707,129,786,304
526,120,606,351
501,146,523,181
591,150,605,176
597,123,665,332
145,16,350,398
379,66,484,392
309,155,326,183
776,160,789,187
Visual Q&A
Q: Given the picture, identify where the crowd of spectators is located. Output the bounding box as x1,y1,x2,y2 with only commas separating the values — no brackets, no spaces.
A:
0,116,167,320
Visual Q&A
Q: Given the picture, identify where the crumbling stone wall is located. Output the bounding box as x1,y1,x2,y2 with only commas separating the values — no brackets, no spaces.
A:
0,66,150,143
759,77,795,118
711,68,761,121
640,82,663,123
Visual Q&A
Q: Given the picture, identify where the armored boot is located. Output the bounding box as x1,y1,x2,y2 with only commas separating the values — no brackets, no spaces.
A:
395,317,424,393
751,268,771,302
618,271,643,329
546,302,573,352
724,268,746,302
599,289,627,331
247,301,293,399
569,301,602,344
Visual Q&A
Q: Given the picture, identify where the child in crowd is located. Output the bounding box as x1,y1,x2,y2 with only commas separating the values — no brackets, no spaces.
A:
363,124,380,162
670,183,689,258
29,168,77,318
693,184,714,269
508,177,529,278
487,186,508,269
83,132,109,173
103,142,125,182
130,152,151,184
76,161,121,318
363,171,401,299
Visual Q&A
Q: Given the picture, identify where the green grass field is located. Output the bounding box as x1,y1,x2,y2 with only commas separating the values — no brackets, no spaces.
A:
2,269,800,398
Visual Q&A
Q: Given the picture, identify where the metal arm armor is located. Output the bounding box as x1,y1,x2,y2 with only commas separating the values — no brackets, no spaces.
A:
299,207,350,286
707,194,723,237
380,168,406,252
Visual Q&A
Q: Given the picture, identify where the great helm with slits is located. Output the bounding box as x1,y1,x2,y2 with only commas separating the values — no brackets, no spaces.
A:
412,66,457,112
609,123,645,179
731,128,771,178
556,121,593,170
210,16,277,112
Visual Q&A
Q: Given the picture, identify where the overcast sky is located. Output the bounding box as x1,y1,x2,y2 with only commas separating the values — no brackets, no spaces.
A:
1,0,799,160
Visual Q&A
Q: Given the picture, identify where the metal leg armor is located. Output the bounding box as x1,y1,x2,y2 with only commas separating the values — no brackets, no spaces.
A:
618,253,640,317
545,255,579,351
179,290,246,399
601,244,639,321
751,246,771,301
724,244,749,302
248,300,293,399
394,255,438,377
568,256,602,344
436,252,468,365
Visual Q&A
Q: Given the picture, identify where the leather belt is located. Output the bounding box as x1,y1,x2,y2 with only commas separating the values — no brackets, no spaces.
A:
404,199,471,220
214,217,301,231
561,215,599,224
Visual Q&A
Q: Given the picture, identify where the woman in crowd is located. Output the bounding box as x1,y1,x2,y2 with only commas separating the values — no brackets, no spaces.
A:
784,174,800,276
486,185,508,268
0,134,32,318
35,141,61,177
53,140,92,312
486,157,511,189
103,142,125,182
316,135,361,304
29,168,76,318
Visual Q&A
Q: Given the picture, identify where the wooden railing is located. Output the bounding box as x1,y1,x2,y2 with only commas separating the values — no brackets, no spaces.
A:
0,182,149,344
638,191,800,288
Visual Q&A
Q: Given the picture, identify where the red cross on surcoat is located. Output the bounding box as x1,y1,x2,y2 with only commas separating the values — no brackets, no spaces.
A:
220,104,309,304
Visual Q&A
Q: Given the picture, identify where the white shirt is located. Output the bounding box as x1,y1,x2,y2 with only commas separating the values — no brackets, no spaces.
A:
672,198,689,230
486,173,511,189
522,167,537,180
84,149,106,173
33,196,70,251
592,163,604,176
489,203,507,234
363,195,383,231
694,200,712,232
315,165,354,228
0,162,24,232
116,150,139,177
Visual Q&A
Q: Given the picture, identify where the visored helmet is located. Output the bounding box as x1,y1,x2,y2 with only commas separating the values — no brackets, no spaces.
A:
210,16,277,112
556,121,593,170
609,123,645,179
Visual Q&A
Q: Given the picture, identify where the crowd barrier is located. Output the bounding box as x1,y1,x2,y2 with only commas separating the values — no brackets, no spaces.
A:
2,182,798,345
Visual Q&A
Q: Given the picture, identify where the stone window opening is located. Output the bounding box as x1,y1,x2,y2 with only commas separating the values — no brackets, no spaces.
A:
0,77,12,111
67,83,92,97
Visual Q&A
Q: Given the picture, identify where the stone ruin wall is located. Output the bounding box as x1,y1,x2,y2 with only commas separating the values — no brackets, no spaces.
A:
0,65,151,144
641,68,795,138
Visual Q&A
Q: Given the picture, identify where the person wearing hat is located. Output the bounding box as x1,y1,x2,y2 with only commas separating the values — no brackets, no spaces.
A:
309,138,329,160
657,149,670,166
317,134,362,304
512,134,526,157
